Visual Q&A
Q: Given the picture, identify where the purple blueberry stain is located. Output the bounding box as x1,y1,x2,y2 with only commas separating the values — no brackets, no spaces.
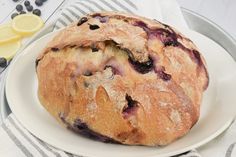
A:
77,17,88,26
71,119,120,143
156,70,172,81
92,47,99,52
83,70,92,76
89,24,100,30
133,21,179,47
134,20,204,69
92,14,109,23
122,94,139,118
83,81,90,88
133,21,149,33
150,28,179,47
128,56,154,74
59,112,120,143
96,16,109,23
35,59,40,68
70,45,76,48
192,50,202,66
120,48,134,59
51,47,59,52
164,40,178,47
177,43,204,67
91,44,99,52
59,112,66,123
73,119,88,130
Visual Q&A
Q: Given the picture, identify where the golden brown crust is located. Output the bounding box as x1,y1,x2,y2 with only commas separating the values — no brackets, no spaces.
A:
36,11,209,146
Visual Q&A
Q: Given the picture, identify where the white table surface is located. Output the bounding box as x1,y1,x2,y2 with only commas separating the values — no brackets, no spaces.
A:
177,0,236,40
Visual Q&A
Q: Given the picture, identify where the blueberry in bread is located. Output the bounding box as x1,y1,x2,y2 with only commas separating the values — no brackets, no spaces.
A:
36,12,209,146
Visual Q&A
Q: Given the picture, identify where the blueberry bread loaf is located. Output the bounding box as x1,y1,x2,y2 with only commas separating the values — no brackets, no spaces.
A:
36,12,209,146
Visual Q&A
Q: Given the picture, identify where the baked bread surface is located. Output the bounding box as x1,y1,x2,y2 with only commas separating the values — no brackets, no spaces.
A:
36,11,209,146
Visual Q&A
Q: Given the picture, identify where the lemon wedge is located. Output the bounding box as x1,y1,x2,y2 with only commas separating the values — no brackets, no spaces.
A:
0,25,21,45
0,40,21,60
12,14,44,36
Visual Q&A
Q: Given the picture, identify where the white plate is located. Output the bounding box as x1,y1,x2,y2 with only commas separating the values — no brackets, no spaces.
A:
5,28,236,157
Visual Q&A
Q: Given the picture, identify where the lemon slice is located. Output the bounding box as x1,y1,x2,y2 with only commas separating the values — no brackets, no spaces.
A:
0,25,21,45
12,14,44,36
0,40,21,60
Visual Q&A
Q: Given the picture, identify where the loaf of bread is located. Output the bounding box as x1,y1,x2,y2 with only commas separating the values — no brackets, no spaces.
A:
36,12,209,146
